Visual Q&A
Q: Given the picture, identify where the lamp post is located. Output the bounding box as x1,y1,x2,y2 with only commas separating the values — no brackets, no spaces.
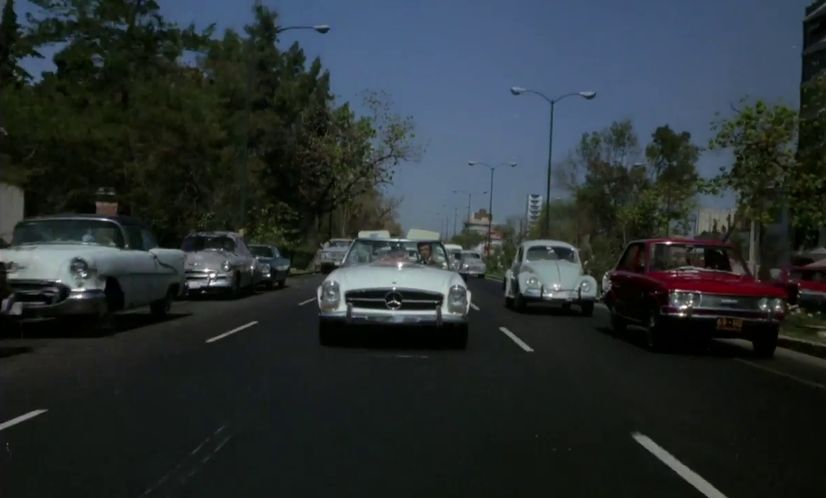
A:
510,86,596,238
452,189,488,225
467,161,517,256
238,9,329,229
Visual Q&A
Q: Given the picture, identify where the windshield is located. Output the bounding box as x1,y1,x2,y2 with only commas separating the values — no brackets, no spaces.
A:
463,252,482,260
650,244,748,275
249,246,273,258
182,235,236,253
526,245,578,263
12,219,125,248
328,240,351,248
344,239,448,267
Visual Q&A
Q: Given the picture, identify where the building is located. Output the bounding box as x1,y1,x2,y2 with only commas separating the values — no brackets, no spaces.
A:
465,209,492,237
803,0,826,87
525,194,543,232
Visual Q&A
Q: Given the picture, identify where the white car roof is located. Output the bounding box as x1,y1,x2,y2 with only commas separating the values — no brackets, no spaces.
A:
521,239,577,250
356,230,390,239
406,228,441,241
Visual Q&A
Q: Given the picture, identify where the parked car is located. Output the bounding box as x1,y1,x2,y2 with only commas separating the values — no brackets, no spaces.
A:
504,240,597,315
315,238,352,273
788,264,826,311
316,229,470,348
181,231,256,297
249,244,291,290
444,243,463,272
602,238,786,357
459,250,486,279
0,214,185,327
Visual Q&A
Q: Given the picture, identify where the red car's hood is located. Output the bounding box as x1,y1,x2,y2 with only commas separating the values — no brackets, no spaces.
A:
649,270,785,297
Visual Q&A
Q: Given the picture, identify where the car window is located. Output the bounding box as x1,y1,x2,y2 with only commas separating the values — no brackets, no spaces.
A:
124,225,144,250
525,245,577,263
250,246,274,258
618,243,644,272
650,244,748,276
141,229,158,250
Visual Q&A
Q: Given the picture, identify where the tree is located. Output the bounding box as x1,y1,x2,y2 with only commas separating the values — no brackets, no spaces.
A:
450,229,484,249
644,125,700,235
0,0,28,86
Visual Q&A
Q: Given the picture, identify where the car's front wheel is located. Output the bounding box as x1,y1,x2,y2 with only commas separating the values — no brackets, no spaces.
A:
752,326,779,358
448,324,468,349
580,301,594,317
150,287,175,317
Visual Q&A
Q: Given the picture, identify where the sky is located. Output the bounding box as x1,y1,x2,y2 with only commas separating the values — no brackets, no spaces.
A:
17,0,813,234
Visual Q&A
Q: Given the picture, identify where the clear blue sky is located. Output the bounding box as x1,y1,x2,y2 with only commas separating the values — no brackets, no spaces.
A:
19,0,812,233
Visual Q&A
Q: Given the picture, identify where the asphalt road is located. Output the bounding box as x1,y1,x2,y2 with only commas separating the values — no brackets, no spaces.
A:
2,275,826,497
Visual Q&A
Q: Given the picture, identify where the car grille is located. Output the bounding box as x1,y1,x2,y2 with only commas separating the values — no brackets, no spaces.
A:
700,294,761,311
345,288,443,310
10,280,70,305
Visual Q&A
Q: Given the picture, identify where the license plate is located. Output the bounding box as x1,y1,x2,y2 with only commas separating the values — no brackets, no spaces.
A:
716,317,743,332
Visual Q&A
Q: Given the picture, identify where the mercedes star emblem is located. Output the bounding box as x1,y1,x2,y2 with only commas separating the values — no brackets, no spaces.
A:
384,291,403,310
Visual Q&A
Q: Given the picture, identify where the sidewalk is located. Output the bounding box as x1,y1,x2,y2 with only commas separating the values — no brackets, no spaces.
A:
780,309,826,358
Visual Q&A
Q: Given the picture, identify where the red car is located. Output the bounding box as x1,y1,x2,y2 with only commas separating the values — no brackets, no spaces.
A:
790,265,826,311
602,238,786,357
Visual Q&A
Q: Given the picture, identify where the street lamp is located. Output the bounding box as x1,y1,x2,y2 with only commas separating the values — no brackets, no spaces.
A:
467,161,517,255
237,17,330,229
510,86,596,237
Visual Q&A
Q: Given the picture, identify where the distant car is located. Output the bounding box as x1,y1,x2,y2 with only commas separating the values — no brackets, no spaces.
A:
317,229,470,348
504,240,597,315
787,265,826,311
602,238,786,357
0,214,185,326
315,238,352,273
249,244,291,290
459,250,486,279
444,243,463,272
182,231,256,297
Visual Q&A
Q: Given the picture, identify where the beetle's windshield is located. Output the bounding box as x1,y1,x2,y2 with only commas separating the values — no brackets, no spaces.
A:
650,244,749,276
12,219,125,248
526,246,577,263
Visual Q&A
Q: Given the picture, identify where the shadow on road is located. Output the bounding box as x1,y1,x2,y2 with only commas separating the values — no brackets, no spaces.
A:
0,345,33,359
593,325,759,359
510,306,585,317
323,326,463,351
0,312,190,340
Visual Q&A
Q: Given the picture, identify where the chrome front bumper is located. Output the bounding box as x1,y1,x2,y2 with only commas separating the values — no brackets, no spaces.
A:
460,268,486,276
3,283,107,317
320,306,467,327
522,288,596,304
185,271,235,292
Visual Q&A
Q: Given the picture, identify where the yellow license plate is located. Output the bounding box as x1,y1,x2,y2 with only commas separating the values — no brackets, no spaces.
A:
716,317,743,332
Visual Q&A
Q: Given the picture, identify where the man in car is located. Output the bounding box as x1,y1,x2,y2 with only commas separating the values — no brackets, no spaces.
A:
417,242,439,266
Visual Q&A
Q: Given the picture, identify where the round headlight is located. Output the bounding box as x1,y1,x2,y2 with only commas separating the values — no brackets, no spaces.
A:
757,297,770,311
70,258,90,279
448,285,468,313
771,298,785,313
580,281,591,293
526,276,540,288
320,280,340,310
222,260,232,272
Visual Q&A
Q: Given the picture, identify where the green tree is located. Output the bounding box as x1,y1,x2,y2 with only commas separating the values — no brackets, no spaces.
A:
450,229,484,249
644,125,700,235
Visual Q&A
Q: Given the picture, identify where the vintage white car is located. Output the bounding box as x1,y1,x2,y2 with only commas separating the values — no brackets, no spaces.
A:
504,239,598,315
0,214,185,325
444,243,463,272
314,238,353,274
181,231,257,297
459,250,487,278
317,230,470,348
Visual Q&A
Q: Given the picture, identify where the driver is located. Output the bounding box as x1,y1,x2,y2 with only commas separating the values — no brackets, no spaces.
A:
417,242,438,266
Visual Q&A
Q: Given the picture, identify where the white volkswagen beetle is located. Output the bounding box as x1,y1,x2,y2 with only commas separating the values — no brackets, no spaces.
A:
317,229,470,348
504,239,598,315
0,214,185,327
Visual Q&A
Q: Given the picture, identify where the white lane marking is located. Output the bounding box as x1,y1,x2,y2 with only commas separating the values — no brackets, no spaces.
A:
205,321,258,344
470,303,480,311
298,297,316,306
498,327,534,352
631,432,727,498
0,409,48,432
395,354,429,359
734,358,826,391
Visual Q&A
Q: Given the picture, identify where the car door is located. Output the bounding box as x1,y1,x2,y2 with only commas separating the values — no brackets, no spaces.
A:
142,227,175,299
509,245,524,293
272,246,288,280
235,238,255,287
610,243,644,319
121,224,156,307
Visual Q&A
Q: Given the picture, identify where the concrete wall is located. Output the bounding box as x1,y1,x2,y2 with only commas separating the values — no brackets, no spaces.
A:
0,183,24,244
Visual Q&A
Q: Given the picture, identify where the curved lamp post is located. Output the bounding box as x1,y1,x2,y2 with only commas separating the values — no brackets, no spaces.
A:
467,161,517,255
510,86,596,237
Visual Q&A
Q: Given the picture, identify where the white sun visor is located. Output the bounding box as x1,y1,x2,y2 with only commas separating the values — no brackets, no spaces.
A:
357,230,392,239
406,228,441,241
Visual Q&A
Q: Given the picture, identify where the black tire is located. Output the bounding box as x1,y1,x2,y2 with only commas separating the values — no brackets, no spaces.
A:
610,310,627,335
319,320,339,346
230,273,241,299
264,280,274,290
150,287,174,317
514,291,527,312
645,309,669,352
479,274,485,279
449,324,468,349
752,327,779,358
580,301,594,317
277,279,286,289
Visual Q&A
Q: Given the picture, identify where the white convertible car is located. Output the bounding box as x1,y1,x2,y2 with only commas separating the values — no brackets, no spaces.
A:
317,230,470,348
0,214,185,327
504,239,598,316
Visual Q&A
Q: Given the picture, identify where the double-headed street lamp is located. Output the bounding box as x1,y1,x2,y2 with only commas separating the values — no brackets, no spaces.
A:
238,18,330,229
467,161,517,255
510,86,596,238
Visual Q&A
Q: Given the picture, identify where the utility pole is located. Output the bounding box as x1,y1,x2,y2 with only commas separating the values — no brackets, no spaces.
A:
453,207,458,239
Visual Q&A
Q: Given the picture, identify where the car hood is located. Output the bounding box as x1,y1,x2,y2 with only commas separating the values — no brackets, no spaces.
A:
523,260,582,288
0,244,116,281
185,250,234,270
649,270,785,297
329,261,460,292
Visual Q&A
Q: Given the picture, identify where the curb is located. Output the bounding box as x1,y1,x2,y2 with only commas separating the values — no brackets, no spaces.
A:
778,335,826,359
